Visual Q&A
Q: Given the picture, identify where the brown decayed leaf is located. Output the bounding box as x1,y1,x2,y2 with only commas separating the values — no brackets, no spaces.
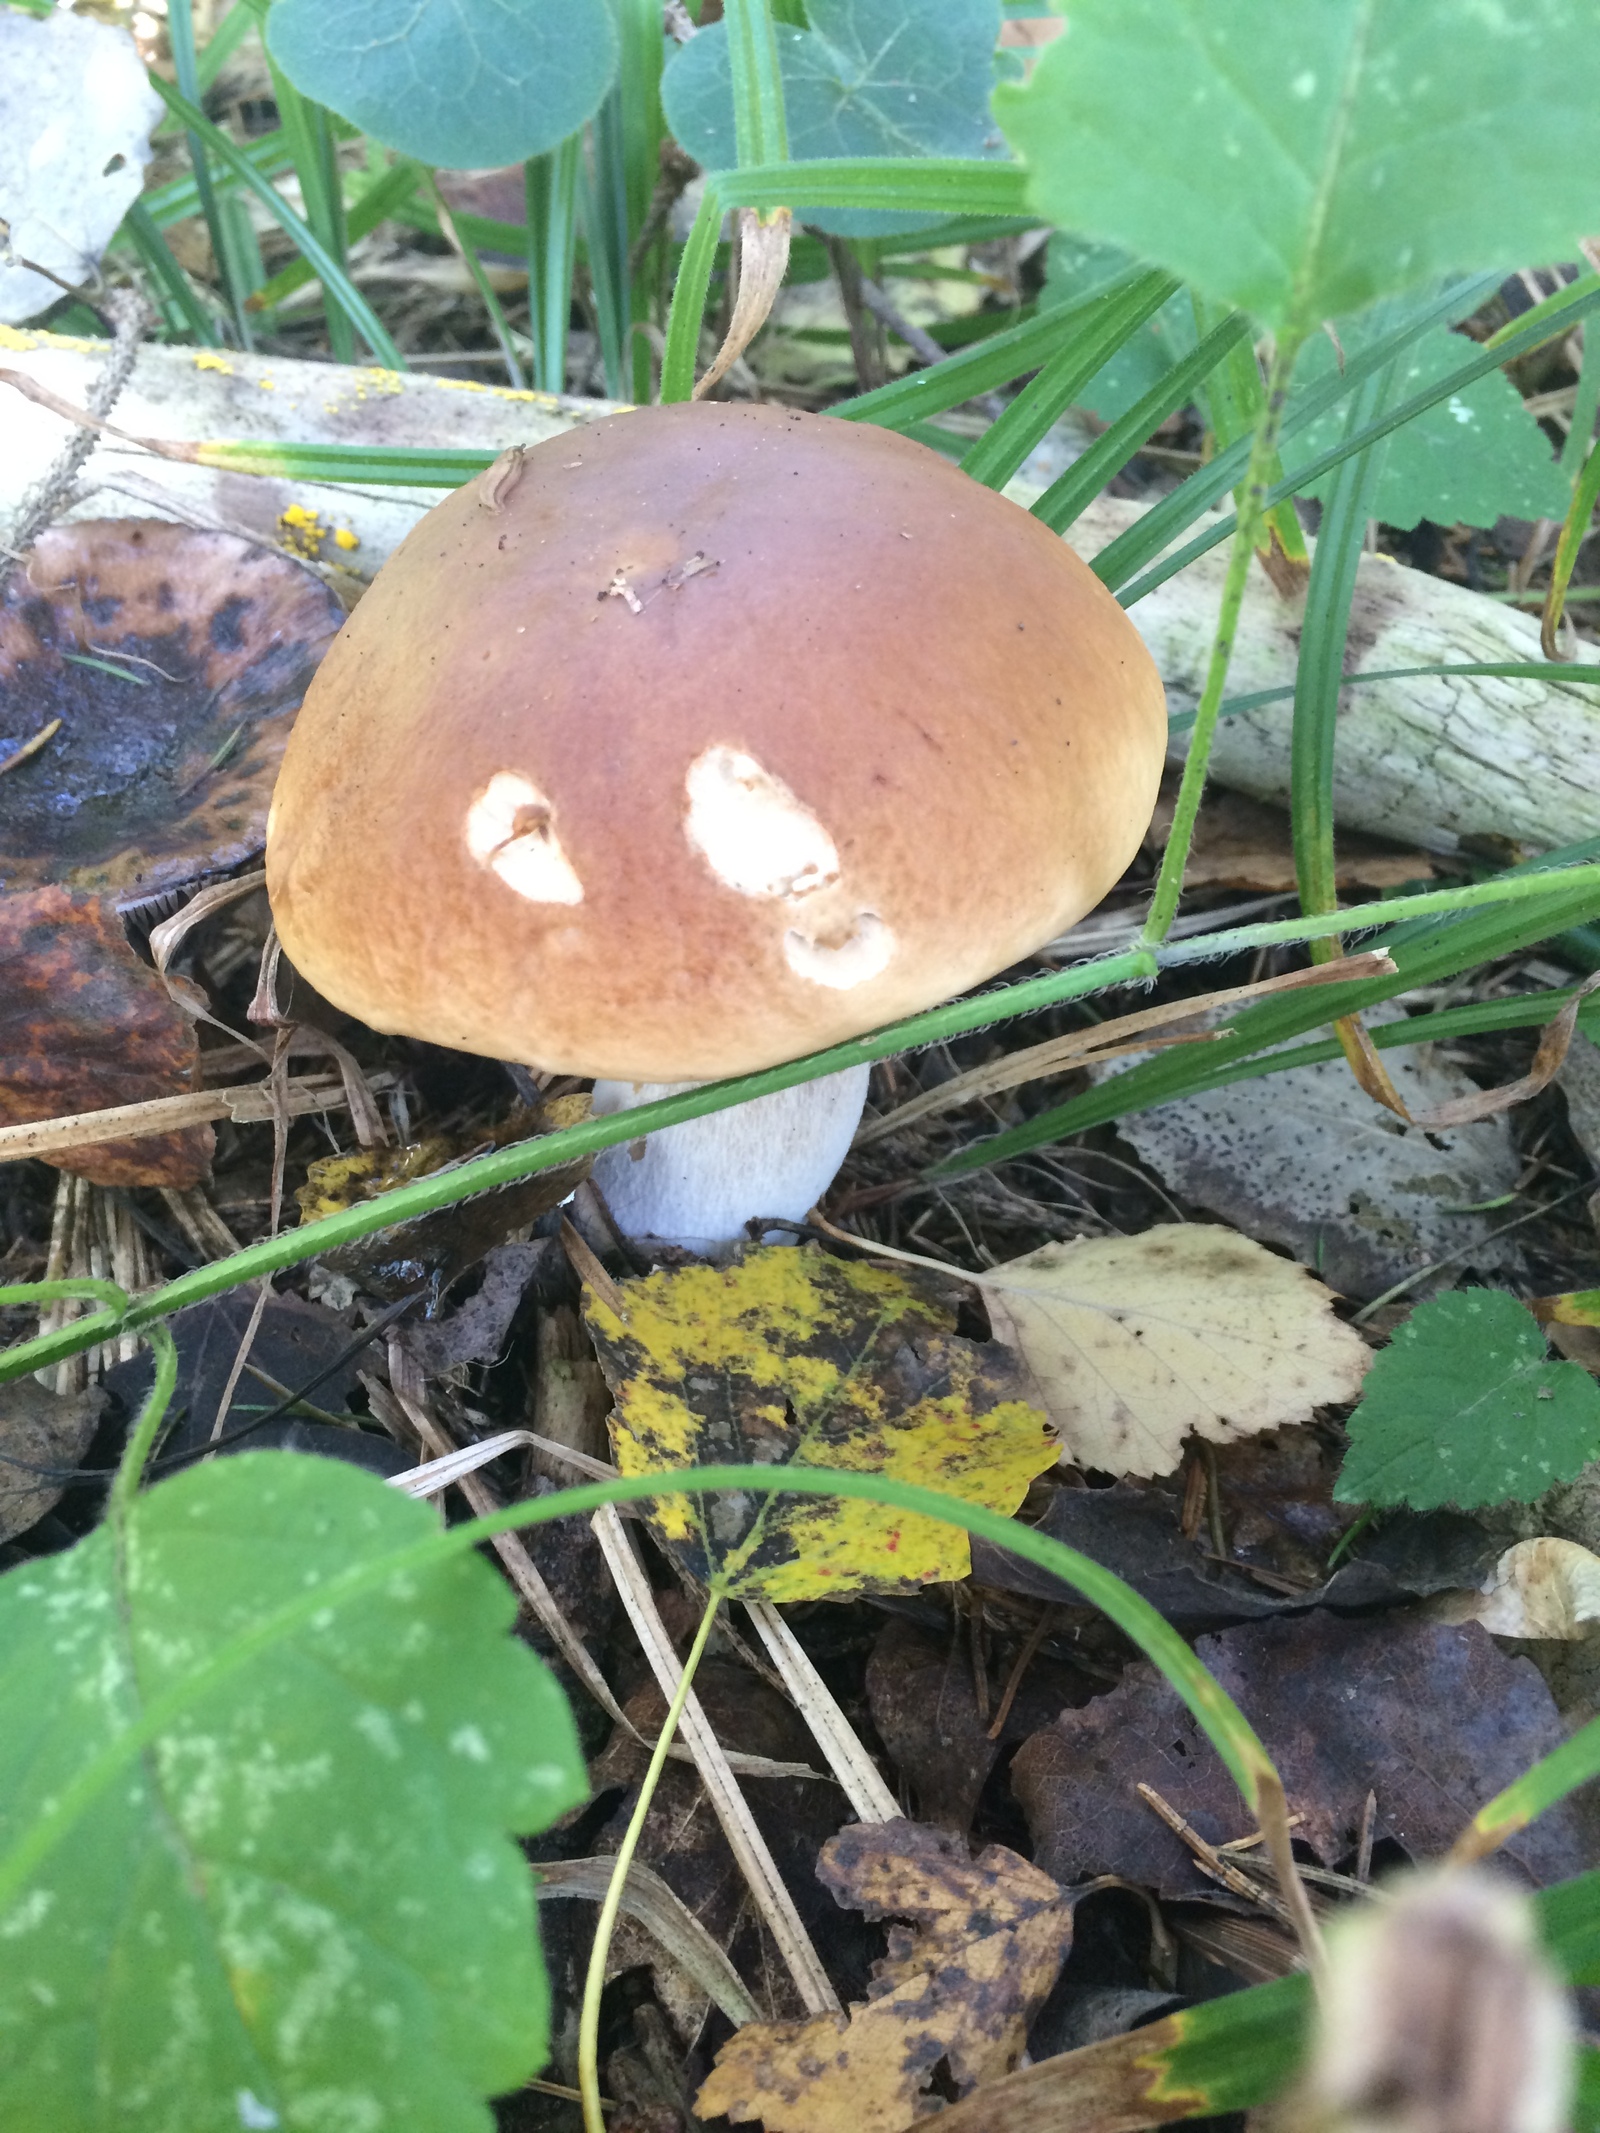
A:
0,883,211,1186
696,1819,1073,2132
1012,1611,1599,1897
0,1378,108,1544
980,1225,1370,1479
1,519,343,900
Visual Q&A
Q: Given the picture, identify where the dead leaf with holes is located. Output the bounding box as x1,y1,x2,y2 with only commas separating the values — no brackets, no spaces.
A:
581,1244,1058,1603
977,1224,1370,1479
696,1819,1074,2133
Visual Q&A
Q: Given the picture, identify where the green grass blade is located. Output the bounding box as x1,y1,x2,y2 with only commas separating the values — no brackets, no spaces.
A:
195,0,257,94
718,157,1030,219
1175,660,1600,736
119,200,222,346
1455,1713,1600,1870
1544,430,1600,648
525,134,582,394
960,270,1180,491
426,173,527,390
661,180,726,403
146,74,404,368
264,53,354,360
248,157,421,314
166,0,247,339
1110,275,1600,606
189,440,501,485
1290,333,1399,932
579,106,632,400
832,271,1151,431
723,0,789,167
7,869,1600,1387
1091,270,1505,593
142,132,296,231
929,857,1600,1178
1031,310,1252,534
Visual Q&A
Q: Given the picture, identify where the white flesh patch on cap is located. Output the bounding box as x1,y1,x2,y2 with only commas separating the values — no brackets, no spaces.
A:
465,772,584,904
684,745,839,900
784,911,893,990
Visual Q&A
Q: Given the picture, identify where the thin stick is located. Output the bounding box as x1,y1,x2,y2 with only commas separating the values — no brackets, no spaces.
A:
745,1597,900,1823
1137,1782,1299,1927
593,1504,841,2017
577,1588,722,2133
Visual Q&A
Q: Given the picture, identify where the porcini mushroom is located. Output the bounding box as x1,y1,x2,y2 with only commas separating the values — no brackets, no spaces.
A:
266,403,1166,1248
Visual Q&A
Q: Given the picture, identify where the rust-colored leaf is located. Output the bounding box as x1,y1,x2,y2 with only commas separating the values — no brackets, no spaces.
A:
0,882,211,1185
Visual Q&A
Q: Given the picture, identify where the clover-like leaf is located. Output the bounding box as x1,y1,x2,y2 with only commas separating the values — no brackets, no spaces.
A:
996,0,1600,335
0,1452,587,2132
1336,1290,1600,1510
265,0,619,170
661,0,1004,235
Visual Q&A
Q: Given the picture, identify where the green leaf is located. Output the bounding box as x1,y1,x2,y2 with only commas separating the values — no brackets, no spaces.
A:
1293,319,1570,530
0,1453,587,2131
264,0,619,169
1336,1291,1600,1511
995,0,1600,335
661,0,1005,234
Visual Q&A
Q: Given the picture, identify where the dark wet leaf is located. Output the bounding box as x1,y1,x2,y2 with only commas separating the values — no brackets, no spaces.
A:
0,1378,107,1544
972,1448,1500,1632
865,1615,999,1838
0,882,210,1186
102,1287,376,1462
0,520,343,904
1014,1611,1599,1897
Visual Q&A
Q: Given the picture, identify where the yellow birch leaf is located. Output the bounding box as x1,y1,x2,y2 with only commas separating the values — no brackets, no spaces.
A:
979,1224,1371,1480
581,1245,1057,1602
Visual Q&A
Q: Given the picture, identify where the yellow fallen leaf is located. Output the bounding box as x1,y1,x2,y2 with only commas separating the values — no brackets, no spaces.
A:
582,1245,1057,1602
978,1224,1371,1479
696,1819,1073,2133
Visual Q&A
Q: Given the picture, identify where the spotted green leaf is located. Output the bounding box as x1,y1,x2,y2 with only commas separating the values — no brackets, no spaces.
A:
0,1452,587,2132
996,0,1600,336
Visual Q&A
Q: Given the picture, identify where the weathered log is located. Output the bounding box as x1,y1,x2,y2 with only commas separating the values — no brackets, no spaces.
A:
3,326,1595,855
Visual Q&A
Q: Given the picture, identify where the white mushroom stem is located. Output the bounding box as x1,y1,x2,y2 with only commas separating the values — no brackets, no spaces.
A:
588,1065,871,1255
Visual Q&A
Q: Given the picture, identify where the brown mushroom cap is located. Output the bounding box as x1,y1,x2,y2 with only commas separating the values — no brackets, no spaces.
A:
266,403,1166,1080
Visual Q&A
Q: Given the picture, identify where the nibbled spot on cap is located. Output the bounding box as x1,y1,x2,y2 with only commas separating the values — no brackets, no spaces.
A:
465,771,584,905
684,744,840,900
784,911,893,989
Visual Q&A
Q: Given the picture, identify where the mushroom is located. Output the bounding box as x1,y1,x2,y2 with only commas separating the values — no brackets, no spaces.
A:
266,402,1166,1249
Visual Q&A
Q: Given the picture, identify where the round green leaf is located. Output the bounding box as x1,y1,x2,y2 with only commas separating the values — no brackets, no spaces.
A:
0,1452,588,2131
1335,1290,1600,1511
995,0,1600,335
661,0,1005,236
264,0,619,170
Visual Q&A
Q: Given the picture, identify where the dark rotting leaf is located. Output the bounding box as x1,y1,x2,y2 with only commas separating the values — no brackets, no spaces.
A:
0,519,344,903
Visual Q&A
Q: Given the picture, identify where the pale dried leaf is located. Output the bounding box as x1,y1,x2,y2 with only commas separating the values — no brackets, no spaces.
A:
1471,1538,1600,1640
980,1225,1371,1479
